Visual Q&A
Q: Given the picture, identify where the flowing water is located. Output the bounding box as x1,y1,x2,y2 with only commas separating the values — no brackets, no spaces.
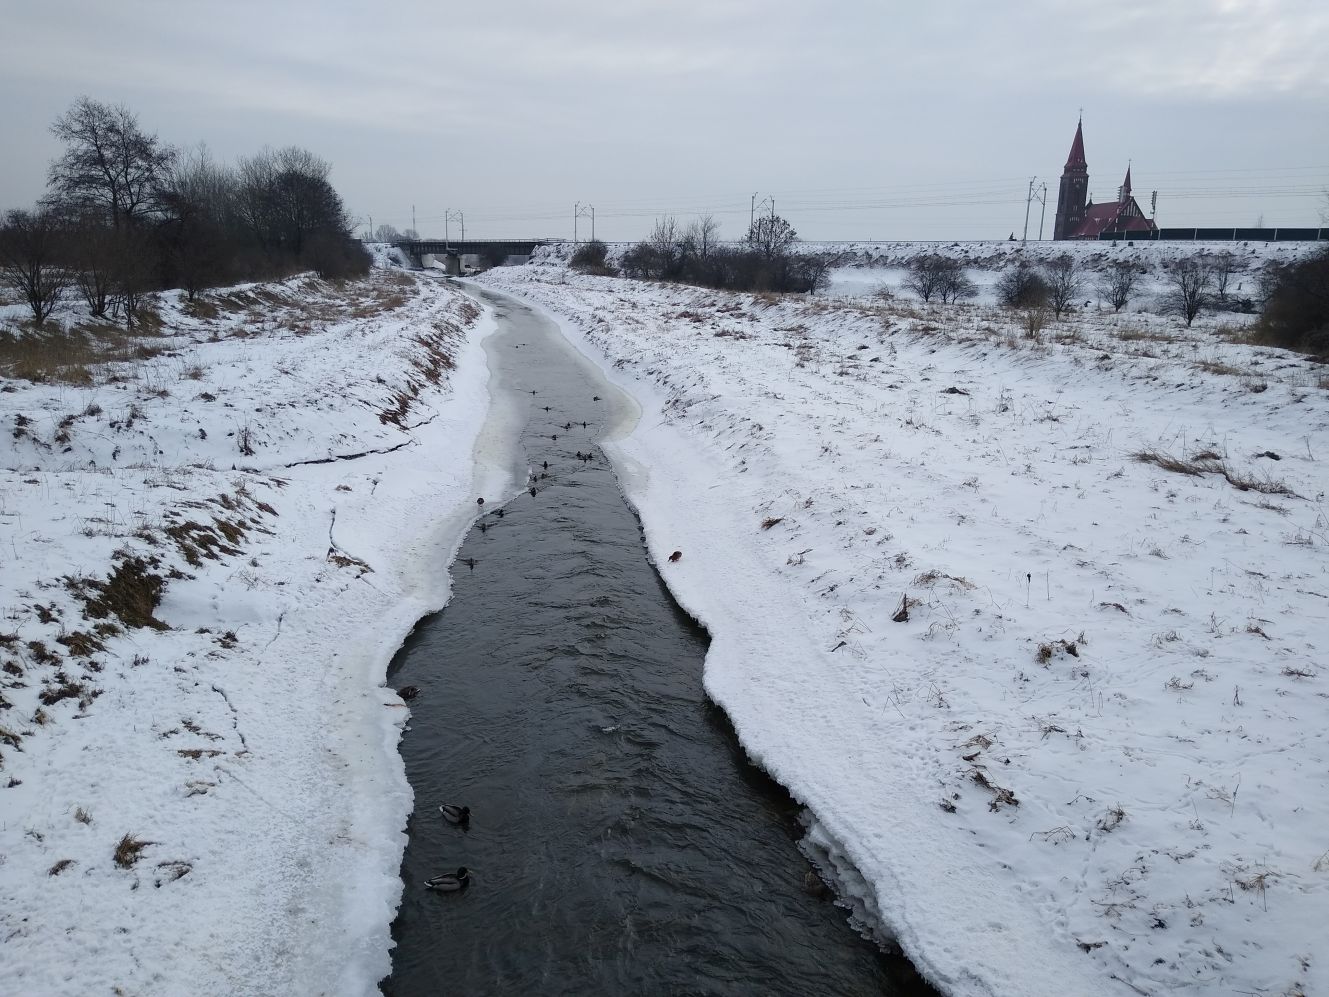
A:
384,287,937,996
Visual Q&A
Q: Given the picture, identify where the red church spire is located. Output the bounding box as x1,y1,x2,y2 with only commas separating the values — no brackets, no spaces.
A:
1065,117,1087,170
1119,164,1132,203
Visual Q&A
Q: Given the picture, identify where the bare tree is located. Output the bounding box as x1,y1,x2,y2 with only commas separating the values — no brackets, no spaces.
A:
1163,258,1214,327
158,144,238,299
1210,251,1240,305
938,262,977,304
374,223,402,243
70,214,117,316
237,146,349,258
905,255,975,304
47,97,175,229
1095,260,1141,313
792,252,845,295
1042,254,1084,319
903,254,946,302
685,214,721,260
110,228,155,330
746,214,797,261
649,216,684,278
0,208,70,326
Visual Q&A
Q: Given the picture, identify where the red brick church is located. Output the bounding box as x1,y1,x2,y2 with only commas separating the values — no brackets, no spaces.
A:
1053,119,1157,240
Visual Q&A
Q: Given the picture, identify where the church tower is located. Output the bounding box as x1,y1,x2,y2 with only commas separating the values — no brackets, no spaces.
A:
1053,118,1089,240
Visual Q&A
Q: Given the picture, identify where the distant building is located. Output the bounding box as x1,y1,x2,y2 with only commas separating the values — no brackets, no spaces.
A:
1052,119,1157,241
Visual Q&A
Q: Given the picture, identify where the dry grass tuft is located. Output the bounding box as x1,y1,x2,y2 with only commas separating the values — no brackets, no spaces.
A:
114,833,153,868
913,570,976,589
760,516,785,530
74,557,168,631
48,859,75,876
1134,449,1295,496
1036,639,1079,664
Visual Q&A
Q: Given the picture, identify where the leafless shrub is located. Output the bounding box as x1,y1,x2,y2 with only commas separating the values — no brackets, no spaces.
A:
1042,254,1084,319
0,208,70,326
1163,258,1214,327
1096,260,1141,312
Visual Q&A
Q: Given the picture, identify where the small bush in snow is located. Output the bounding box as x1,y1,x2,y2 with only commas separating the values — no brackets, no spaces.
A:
996,261,1050,309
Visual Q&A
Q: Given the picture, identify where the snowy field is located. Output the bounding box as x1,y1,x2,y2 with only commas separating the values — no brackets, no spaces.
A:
816,240,1321,312
0,258,497,995
478,258,1329,997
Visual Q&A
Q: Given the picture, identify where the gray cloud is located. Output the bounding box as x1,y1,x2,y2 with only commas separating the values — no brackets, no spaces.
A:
2,0,1324,240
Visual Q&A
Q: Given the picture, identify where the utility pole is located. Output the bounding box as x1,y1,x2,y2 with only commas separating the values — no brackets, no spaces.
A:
412,204,416,235
576,203,595,243
751,192,758,231
1038,182,1048,240
1023,177,1036,242
444,209,464,246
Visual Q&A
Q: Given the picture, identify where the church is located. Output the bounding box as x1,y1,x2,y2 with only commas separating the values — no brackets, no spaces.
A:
1053,119,1157,240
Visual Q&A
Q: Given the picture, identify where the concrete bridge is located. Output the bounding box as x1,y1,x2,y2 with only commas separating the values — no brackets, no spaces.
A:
395,239,556,273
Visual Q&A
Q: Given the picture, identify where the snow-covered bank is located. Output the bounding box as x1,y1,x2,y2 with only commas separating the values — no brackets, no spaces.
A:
477,261,1328,997
1,265,497,995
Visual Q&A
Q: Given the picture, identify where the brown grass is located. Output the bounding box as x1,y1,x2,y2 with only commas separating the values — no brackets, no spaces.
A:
760,516,784,530
73,556,168,631
0,323,167,384
1194,359,1245,377
114,833,152,868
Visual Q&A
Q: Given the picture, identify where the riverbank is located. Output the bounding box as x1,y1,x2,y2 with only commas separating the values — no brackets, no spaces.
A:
475,261,1329,997
0,262,496,995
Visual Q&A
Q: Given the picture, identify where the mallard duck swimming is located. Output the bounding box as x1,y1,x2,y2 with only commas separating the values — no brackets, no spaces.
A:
439,804,471,827
397,686,420,701
425,867,470,892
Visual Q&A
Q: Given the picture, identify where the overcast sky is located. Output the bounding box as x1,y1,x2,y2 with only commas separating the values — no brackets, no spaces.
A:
2,0,1326,242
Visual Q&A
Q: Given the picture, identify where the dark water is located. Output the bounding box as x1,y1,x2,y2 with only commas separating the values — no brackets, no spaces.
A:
384,288,937,996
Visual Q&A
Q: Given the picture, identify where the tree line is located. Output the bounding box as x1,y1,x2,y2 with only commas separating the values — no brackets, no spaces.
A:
573,213,840,294
0,97,369,328
913,248,1326,351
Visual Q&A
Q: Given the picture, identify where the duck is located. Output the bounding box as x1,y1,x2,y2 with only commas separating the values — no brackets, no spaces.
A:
476,497,484,506
425,867,470,892
397,686,420,701
439,804,471,827
462,557,476,570
668,551,682,563
803,869,832,900
528,486,537,498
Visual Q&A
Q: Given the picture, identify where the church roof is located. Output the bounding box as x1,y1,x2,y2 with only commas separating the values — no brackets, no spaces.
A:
1069,198,1155,239
1065,120,1087,171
